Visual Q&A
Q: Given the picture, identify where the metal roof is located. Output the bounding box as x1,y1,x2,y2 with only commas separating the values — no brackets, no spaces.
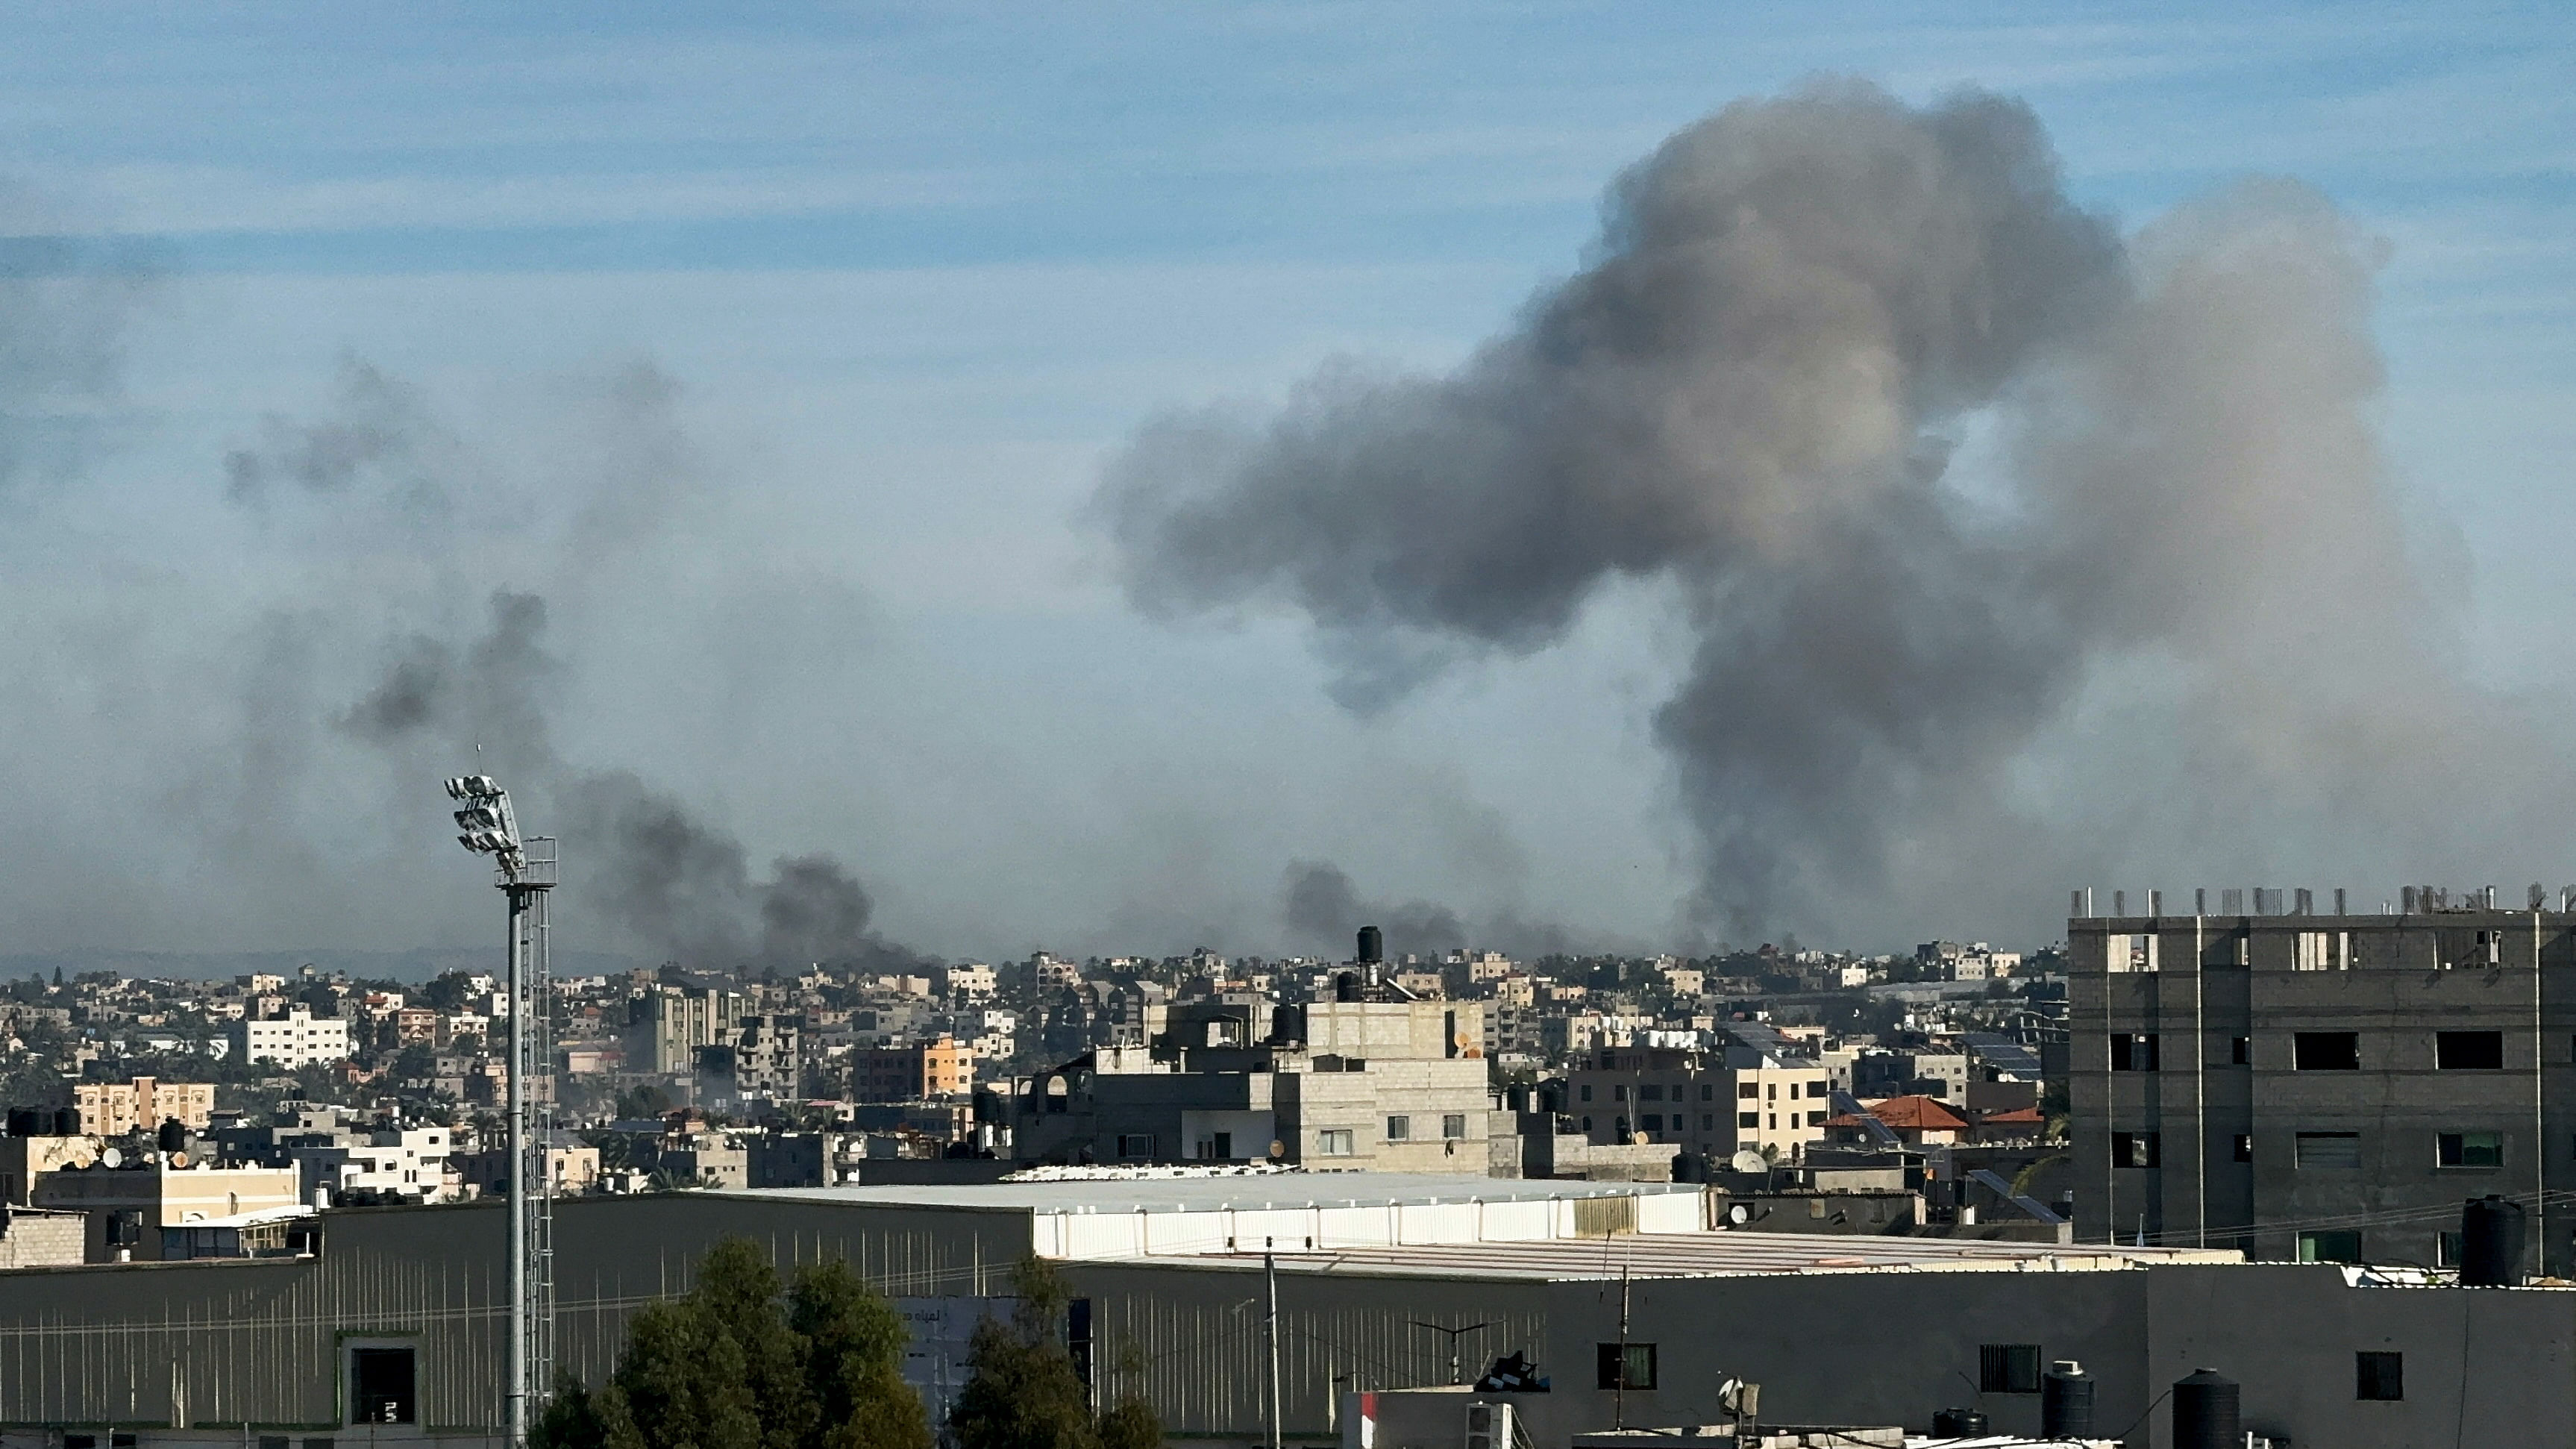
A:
716,1172,1697,1215
1154,1230,2241,1281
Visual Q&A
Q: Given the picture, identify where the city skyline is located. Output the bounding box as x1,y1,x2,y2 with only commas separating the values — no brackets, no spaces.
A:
1,4,2570,963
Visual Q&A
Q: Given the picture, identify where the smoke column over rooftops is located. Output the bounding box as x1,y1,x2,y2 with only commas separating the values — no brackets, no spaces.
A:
1100,80,2575,938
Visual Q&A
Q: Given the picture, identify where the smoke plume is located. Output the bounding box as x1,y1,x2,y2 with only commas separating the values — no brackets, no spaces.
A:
1101,81,2566,936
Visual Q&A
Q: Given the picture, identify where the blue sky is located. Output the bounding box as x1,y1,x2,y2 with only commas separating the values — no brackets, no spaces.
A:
1,3,2570,959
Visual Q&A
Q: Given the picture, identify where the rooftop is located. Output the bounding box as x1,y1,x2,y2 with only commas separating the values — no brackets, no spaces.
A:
717,1172,1694,1215
1168,1230,2242,1282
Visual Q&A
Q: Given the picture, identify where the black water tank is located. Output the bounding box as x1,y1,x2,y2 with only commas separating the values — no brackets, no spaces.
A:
2042,1360,2096,1437
52,1107,78,1136
1929,1409,1987,1436
1334,971,1361,1003
2172,1368,2238,1449
4,1108,33,1136
2462,1194,2527,1286
1356,926,1383,964
157,1118,187,1154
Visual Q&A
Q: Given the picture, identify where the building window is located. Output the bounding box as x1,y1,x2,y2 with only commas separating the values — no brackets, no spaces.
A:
1317,1130,1354,1157
1806,1110,1826,1126
2112,1132,2160,1168
2295,931,2351,971
2295,1132,2362,1169
2110,1034,2160,1071
2356,1351,2404,1401
1595,1343,1656,1390
1612,1086,1627,1101
1738,1082,1758,1099
2231,1037,2251,1065
348,1346,416,1424
1581,1116,1593,1132
1737,1112,1759,1129
2232,1134,2254,1162
2294,1032,2361,1070
1700,1084,1714,1101
2301,1231,2363,1264
1579,1084,1593,1101
1640,1084,1662,1101
1642,1114,1663,1133
1443,1114,1466,1139
1766,1083,1778,1101
1978,1344,2042,1394
1385,1115,1411,1142
1701,1114,1714,1130
2108,933,2158,972
1115,1134,1155,1159
2437,1131,2504,1168
2437,1032,2504,1070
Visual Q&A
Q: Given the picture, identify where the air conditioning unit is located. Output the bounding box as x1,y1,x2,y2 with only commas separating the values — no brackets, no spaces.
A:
1463,1401,1513,1449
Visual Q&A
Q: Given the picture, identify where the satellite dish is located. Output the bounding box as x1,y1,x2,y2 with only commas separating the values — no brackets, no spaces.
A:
1729,1150,1769,1174
99,1148,123,1168
169,1151,190,1168
1726,1202,1753,1225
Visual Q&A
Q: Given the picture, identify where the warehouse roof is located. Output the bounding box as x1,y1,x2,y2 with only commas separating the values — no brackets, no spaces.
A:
718,1172,1695,1215
1157,1230,2242,1281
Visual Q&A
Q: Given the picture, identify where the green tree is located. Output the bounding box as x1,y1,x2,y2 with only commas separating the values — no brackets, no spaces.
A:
791,1259,932,1449
951,1259,1160,1449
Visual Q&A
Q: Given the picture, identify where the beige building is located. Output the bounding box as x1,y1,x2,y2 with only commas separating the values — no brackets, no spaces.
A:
856,1035,974,1101
31,1163,301,1261
0,1133,101,1206
74,1077,216,1136
1567,1044,1831,1163
642,986,748,1074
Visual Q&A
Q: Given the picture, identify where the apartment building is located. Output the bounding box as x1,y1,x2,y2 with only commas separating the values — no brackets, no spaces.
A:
639,986,748,1074
2069,886,2576,1273
855,1035,975,1101
1566,1043,1831,1162
74,1077,215,1136
231,1010,354,1068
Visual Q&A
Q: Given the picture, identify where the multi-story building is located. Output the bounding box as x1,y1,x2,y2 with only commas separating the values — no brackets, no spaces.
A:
1010,993,1491,1170
940,963,997,999
855,1036,975,1101
74,1077,215,1136
31,1162,303,1261
1565,1042,1831,1162
2069,885,2575,1273
639,986,748,1074
231,1010,354,1068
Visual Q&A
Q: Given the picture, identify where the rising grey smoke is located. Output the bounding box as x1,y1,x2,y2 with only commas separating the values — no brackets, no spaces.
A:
1102,81,2565,937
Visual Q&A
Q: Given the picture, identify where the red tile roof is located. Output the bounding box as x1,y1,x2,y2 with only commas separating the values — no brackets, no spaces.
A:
1855,1094,1969,1130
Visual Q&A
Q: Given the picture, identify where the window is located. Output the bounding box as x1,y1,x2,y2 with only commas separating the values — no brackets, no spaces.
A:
2439,1230,2465,1267
2295,931,2351,971
2296,1132,2362,1169
2108,933,2158,972
1317,1130,1354,1157
2111,1033,2160,1071
2437,1032,2504,1070
2112,1132,2160,1168
1806,1110,1826,1126
1642,1114,1662,1132
1612,1086,1627,1101
2294,1032,2360,1070
349,1347,416,1424
1385,1115,1411,1142
1640,1084,1662,1101
2437,1131,2504,1168
2231,1036,2251,1065
1699,1084,1714,1101
1701,1114,1714,1130
1595,1343,1657,1391
1443,1114,1466,1139
1766,1083,1778,1101
2301,1230,2363,1263
2356,1351,2404,1401
1737,1112,1759,1129
2231,1134,2254,1163
1579,1084,1593,1101
1767,1114,1777,1129
1738,1082,1759,1099
1581,1116,1593,1132
1115,1134,1155,1159
1978,1344,2042,1394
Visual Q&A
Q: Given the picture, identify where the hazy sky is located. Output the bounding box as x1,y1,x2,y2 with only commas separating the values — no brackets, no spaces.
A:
1,4,2569,963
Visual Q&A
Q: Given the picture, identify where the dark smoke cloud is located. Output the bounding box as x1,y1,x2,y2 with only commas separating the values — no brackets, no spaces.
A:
1103,80,2564,938
223,357,445,503
1279,861,1608,961
335,577,926,971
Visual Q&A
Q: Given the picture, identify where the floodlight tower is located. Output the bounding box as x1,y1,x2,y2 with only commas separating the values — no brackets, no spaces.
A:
445,775,557,1449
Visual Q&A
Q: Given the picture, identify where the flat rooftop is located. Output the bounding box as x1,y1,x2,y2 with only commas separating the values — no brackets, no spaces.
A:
718,1173,1693,1215
1162,1230,2243,1281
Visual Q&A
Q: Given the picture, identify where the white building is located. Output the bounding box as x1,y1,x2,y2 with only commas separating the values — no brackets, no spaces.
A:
292,1126,454,1204
231,1010,354,1068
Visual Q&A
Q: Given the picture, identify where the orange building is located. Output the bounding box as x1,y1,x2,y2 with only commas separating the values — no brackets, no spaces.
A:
856,1036,974,1101
74,1077,216,1137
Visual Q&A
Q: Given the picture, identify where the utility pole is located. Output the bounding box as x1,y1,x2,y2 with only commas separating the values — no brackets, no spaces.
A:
1410,1320,1499,1386
1265,1241,1284,1449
